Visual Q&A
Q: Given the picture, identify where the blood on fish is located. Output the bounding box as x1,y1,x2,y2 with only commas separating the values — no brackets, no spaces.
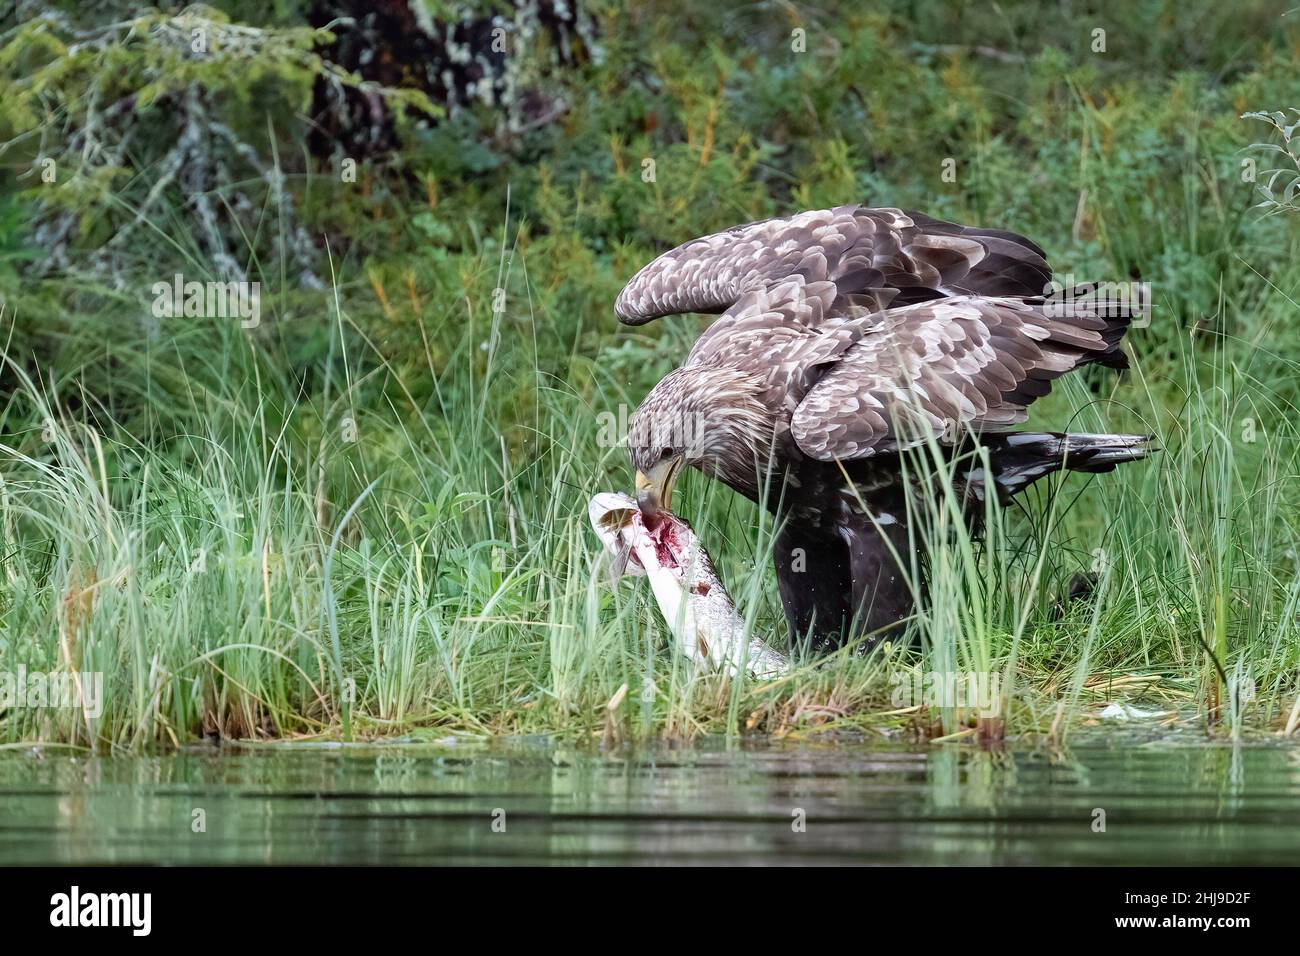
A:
632,511,685,570
590,493,791,680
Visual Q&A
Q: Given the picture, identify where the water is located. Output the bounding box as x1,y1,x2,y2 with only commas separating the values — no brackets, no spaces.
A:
2,739,1298,865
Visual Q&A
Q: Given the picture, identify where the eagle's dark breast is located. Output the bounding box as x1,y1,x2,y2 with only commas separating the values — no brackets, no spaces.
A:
618,205,1146,649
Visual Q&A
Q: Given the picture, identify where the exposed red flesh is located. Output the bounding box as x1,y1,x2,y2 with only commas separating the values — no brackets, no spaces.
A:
631,510,686,571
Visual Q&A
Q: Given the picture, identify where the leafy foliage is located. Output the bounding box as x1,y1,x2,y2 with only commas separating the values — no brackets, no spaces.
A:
0,4,436,284
1243,109,1300,215
1,1,1299,747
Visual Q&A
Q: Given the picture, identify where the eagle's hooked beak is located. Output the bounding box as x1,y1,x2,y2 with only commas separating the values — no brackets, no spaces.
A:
635,457,682,516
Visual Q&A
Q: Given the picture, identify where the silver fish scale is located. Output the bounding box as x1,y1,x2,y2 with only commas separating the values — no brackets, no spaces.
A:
677,541,790,680
588,492,789,679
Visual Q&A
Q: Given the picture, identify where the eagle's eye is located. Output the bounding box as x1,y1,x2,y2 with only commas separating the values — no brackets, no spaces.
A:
659,446,676,462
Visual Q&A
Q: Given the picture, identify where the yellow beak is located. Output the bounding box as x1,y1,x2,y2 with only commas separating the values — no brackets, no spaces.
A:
635,458,682,516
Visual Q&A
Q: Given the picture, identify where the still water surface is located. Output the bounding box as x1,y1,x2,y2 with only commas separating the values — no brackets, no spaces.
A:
2,739,1297,864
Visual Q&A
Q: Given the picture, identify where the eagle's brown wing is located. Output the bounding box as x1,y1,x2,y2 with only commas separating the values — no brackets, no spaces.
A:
681,276,872,412
789,296,1131,461
614,205,1051,326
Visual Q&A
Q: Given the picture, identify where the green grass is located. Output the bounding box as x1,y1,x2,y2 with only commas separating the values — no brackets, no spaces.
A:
2,261,1298,750
1,1,1298,750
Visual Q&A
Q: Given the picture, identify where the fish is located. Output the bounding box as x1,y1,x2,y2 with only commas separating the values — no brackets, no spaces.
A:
588,492,790,679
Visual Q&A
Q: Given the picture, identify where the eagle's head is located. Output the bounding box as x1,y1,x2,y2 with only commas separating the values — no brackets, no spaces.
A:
627,364,777,515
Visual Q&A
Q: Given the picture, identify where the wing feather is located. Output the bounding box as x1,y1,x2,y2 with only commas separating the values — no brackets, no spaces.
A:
614,205,1050,325
683,276,869,412
789,296,1132,461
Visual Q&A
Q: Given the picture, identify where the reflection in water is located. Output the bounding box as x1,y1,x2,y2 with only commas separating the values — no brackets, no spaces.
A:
1,739,1297,864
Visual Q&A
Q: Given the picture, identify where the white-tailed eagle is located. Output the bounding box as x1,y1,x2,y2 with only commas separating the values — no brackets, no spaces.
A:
619,205,1149,649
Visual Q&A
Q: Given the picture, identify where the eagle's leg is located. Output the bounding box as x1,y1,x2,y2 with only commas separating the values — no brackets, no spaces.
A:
772,522,853,654
841,508,916,646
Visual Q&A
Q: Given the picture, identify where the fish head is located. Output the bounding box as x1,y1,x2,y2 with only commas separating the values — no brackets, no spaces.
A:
588,491,646,579
588,491,697,583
